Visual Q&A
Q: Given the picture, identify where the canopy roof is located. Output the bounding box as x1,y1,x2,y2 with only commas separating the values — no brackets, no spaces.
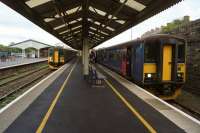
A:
10,39,52,49
1,0,181,50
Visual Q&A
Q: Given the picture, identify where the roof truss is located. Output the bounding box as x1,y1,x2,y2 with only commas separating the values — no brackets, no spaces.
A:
1,0,181,50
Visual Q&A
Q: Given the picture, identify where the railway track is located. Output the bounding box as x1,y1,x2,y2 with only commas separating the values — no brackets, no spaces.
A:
0,65,52,102
0,60,47,79
169,101,200,121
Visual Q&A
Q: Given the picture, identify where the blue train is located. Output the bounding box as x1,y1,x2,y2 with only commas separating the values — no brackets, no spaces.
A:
96,34,186,100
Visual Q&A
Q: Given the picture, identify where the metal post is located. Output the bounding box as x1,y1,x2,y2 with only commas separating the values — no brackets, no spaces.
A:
83,38,89,78
82,48,84,65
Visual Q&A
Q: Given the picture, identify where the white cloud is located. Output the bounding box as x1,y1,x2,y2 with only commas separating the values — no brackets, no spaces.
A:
0,2,62,46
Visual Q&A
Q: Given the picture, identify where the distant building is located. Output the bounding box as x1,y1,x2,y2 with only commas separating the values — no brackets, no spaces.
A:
10,39,52,58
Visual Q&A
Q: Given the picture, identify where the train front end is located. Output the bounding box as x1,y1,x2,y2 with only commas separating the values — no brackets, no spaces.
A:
143,35,186,100
48,47,65,69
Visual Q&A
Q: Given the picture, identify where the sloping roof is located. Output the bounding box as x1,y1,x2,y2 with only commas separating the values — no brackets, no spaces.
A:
10,39,52,47
1,0,182,50
10,39,52,49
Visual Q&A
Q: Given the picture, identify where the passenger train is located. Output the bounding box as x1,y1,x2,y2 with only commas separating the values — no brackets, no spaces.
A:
48,47,76,69
96,34,186,100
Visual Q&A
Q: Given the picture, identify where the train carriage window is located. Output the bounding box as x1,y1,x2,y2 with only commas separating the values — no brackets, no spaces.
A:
144,40,159,63
178,44,185,63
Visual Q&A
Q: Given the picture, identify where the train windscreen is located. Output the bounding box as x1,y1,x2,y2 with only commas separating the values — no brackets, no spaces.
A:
48,48,53,56
144,41,159,63
177,43,185,63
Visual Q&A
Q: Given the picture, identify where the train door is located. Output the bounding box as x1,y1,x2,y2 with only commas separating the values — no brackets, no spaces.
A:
162,45,172,81
126,47,132,77
121,49,127,76
54,49,59,63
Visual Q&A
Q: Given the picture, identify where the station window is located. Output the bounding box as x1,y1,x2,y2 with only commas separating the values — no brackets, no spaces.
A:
144,41,159,63
178,44,185,63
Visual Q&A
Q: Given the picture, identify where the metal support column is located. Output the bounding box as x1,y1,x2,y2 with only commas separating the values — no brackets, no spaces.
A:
82,49,84,65
82,38,89,78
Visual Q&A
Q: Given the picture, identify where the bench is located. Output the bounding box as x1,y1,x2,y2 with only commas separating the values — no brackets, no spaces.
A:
88,65,106,85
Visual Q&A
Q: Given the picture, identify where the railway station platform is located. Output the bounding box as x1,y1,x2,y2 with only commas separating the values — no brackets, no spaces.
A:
0,58,47,69
0,59,200,133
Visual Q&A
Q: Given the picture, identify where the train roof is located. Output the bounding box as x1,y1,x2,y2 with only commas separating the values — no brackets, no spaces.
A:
142,34,185,41
49,46,77,51
97,34,185,51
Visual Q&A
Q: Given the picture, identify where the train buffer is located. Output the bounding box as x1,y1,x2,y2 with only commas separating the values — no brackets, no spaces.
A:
88,64,106,86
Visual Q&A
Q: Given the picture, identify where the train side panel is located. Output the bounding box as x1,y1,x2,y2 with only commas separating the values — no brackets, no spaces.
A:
133,44,144,83
96,35,186,100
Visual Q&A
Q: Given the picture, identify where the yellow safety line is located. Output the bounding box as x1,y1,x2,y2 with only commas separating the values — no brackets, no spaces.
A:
36,60,78,133
104,79,157,133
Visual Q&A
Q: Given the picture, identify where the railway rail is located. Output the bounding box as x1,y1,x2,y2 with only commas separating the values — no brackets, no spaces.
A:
0,67,51,101
169,101,200,121
0,61,52,108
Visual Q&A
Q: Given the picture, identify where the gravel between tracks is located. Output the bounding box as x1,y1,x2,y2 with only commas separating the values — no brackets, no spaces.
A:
0,63,53,109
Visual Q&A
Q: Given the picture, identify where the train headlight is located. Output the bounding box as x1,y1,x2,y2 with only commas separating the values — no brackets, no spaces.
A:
147,74,152,78
177,73,181,77
177,73,184,81
60,57,64,63
144,73,156,81
49,57,53,62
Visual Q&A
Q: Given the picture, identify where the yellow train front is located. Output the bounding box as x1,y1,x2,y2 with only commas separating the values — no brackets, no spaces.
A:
48,47,76,69
96,34,186,100
142,35,186,100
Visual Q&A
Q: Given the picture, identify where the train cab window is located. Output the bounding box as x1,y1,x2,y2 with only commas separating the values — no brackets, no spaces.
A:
178,44,185,63
59,49,63,55
49,48,53,56
144,41,159,63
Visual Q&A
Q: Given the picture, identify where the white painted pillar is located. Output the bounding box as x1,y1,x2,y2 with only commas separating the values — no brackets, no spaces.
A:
83,38,89,77
22,49,26,58
37,49,40,58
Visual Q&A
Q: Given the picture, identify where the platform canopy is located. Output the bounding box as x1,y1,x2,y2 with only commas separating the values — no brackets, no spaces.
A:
1,0,181,50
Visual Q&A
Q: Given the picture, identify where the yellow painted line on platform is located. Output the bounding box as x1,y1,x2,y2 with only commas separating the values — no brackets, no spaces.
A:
36,60,78,133
105,79,157,133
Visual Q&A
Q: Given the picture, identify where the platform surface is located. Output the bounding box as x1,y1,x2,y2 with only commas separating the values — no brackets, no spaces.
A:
0,58,47,69
4,60,186,133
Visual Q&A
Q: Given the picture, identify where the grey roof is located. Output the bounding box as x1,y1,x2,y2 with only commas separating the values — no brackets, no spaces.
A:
10,39,52,47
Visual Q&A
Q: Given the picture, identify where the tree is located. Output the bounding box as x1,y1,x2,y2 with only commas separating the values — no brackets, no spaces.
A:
161,16,190,33
0,44,21,53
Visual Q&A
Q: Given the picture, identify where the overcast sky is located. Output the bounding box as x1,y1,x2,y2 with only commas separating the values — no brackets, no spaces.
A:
0,0,200,48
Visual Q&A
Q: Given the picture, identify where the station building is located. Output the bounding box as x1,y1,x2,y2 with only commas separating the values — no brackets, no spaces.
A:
10,39,52,58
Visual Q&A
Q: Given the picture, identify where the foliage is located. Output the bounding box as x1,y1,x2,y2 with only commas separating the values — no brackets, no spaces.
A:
25,47,37,53
161,16,190,33
0,44,22,53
